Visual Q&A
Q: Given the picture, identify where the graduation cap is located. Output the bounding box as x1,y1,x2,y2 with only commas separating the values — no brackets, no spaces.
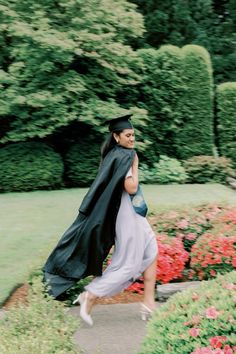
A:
105,114,133,132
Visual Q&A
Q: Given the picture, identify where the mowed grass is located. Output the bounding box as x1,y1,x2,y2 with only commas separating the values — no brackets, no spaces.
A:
1,183,236,305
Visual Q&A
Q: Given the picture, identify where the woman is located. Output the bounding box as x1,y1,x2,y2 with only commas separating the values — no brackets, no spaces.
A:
43,114,158,326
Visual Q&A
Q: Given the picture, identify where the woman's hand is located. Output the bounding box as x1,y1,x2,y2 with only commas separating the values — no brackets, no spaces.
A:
132,153,139,169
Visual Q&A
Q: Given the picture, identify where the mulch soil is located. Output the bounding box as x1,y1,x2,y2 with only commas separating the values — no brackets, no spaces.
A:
2,283,143,310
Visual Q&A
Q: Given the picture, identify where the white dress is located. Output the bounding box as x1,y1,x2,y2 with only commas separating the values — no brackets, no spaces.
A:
85,169,158,297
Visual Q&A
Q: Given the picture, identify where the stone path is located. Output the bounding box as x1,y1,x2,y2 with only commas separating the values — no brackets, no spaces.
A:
70,302,163,354
69,281,201,354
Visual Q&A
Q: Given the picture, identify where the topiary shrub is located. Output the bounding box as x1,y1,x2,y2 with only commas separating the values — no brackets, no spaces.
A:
0,142,63,192
139,271,236,354
64,136,101,187
140,155,188,184
183,155,235,183
217,82,236,168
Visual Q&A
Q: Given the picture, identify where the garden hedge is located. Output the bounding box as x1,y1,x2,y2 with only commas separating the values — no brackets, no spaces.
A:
0,142,63,192
139,271,236,354
138,45,215,163
173,45,215,160
217,82,236,168
137,45,184,161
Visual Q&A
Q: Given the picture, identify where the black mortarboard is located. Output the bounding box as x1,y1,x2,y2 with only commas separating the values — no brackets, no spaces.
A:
106,114,133,132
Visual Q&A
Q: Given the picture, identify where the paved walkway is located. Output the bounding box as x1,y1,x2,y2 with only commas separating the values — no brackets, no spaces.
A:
69,302,163,354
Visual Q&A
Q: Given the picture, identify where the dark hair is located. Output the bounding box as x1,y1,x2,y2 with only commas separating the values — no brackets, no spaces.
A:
101,130,123,160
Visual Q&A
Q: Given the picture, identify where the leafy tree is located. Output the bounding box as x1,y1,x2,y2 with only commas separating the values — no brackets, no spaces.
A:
0,0,146,143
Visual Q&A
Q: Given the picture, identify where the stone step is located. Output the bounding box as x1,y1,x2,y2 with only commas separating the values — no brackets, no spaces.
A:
156,281,201,302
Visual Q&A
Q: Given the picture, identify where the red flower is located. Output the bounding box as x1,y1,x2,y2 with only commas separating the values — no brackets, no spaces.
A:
209,336,227,349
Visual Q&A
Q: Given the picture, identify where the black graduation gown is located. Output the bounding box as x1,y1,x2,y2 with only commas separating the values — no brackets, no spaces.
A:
43,145,135,298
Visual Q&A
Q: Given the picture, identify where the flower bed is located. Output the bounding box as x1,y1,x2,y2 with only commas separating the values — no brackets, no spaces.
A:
139,271,236,354
127,204,236,294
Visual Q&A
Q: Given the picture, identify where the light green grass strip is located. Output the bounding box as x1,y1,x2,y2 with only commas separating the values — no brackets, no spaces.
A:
0,184,236,305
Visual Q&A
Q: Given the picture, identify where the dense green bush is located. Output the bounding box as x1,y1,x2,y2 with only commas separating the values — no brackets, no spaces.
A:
139,271,236,354
64,136,101,187
183,155,235,183
0,142,63,192
139,155,188,184
0,278,79,354
137,46,185,161
173,45,214,159
217,82,236,168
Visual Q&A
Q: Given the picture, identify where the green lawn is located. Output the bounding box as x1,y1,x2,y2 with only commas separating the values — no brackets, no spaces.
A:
1,184,236,305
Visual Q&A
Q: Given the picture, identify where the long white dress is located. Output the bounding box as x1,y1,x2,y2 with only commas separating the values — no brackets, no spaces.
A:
85,169,158,297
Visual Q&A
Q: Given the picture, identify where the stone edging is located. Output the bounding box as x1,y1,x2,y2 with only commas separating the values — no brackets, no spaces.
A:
156,281,201,302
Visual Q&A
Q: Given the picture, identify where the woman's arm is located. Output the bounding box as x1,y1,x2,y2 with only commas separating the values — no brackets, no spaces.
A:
124,153,139,194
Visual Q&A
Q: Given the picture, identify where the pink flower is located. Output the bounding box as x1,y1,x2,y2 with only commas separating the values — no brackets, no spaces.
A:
209,336,227,349
177,219,189,229
186,233,197,240
189,328,201,337
205,306,221,319
222,283,236,290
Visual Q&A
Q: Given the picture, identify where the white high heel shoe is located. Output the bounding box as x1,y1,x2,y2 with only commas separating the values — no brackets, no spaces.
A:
140,303,153,321
73,292,93,326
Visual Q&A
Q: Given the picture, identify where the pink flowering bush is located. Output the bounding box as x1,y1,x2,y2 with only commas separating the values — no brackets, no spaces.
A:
149,204,224,252
190,234,236,280
139,271,236,354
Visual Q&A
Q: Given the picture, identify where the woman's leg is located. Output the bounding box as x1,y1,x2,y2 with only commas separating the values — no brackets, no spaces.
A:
85,291,97,314
143,256,157,310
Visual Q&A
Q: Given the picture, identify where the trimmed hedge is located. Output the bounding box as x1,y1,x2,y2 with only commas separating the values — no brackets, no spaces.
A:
137,45,215,162
217,82,236,168
139,271,236,354
137,46,184,161
0,142,63,192
173,45,215,159
183,155,236,183
64,135,101,187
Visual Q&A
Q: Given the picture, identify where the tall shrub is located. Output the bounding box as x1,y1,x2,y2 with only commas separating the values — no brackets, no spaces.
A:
217,82,236,168
137,45,185,162
138,45,215,163
173,45,215,159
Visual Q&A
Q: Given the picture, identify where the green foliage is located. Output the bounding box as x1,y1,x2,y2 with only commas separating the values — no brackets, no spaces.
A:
217,82,236,168
64,135,101,187
140,156,188,184
137,46,185,161
131,0,236,83
0,0,145,142
183,155,236,183
0,142,63,192
0,278,79,354
138,45,214,161
173,45,214,159
139,271,236,354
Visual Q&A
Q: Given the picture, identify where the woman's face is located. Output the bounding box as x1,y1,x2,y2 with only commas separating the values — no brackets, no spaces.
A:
114,129,135,149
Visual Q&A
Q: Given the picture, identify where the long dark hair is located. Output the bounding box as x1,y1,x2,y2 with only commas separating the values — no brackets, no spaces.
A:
100,130,123,160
